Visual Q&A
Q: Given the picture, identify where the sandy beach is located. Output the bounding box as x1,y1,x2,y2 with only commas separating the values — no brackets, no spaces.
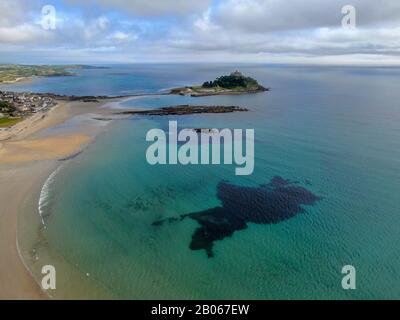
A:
0,77,32,84
0,98,123,299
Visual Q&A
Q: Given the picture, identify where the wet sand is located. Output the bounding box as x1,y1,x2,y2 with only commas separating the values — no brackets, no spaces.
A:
0,134,91,164
0,98,124,299
0,162,52,299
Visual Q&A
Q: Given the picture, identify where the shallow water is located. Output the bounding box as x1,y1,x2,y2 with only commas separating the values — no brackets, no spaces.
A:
7,64,400,299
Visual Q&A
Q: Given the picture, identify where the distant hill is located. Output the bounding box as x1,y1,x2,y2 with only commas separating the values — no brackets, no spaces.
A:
0,64,106,83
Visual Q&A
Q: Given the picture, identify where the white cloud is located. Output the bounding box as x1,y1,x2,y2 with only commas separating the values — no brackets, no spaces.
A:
1,0,400,64
194,9,219,33
67,0,212,16
0,23,52,43
110,31,138,44
214,0,400,33
82,16,110,40
0,0,27,27
162,0,400,64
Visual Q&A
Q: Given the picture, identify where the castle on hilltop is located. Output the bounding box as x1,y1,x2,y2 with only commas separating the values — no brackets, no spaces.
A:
230,70,244,78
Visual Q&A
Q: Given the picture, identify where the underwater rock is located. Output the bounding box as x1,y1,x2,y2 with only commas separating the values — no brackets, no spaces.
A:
153,176,322,257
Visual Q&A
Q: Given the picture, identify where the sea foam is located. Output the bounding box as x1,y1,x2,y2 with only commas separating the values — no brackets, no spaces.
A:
38,165,63,226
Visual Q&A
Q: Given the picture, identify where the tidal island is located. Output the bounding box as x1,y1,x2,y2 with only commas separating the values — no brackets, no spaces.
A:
170,71,269,97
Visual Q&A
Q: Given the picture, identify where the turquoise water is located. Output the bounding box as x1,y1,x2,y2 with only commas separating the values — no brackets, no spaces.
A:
5,65,400,299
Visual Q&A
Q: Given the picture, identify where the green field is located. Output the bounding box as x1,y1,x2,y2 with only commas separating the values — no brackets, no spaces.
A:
0,117,23,128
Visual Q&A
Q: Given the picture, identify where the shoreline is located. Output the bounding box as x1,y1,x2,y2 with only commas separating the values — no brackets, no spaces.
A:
0,77,34,84
0,98,125,299
0,90,266,299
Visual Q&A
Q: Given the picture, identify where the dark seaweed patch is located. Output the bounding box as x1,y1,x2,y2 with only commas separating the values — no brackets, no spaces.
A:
153,176,322,257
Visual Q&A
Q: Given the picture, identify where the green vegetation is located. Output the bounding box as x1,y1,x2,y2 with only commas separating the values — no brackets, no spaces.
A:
202,71,260,89
0,100,20,127
0,100,16,114
171,71,267,97
0,64,93,83
0,117,23,128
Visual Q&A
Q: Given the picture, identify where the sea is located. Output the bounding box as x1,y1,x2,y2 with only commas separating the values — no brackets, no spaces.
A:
2,64,400,299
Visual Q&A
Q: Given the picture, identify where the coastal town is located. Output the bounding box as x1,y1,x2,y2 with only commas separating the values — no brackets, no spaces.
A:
0,90,57,113
0,89,114,129
0,91,57,128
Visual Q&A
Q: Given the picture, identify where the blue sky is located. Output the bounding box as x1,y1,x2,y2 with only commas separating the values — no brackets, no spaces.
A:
1,0,400,65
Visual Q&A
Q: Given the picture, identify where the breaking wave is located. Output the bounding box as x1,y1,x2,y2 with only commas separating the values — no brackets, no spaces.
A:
38,165,63,226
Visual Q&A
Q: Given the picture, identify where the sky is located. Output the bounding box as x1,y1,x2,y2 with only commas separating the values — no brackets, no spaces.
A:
1,0,400,65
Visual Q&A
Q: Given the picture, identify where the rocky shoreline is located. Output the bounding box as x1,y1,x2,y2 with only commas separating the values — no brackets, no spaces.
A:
170,86,269,97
